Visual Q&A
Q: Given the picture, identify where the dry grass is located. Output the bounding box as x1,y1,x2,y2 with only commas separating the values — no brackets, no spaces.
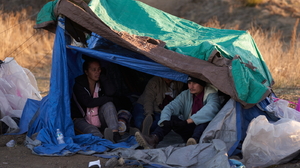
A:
0,3,299,94
203,17,300,89
0,9,54,69
0,9,54,95
250,18,300,88
244,0,264,7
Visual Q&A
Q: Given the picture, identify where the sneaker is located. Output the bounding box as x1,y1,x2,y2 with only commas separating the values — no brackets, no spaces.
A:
135,131,159,149
104,128,114,143
105,157,119,167
0,121,2,135
186,138,197,146
129,127,140,136
142,115,153,136
113,132,121,143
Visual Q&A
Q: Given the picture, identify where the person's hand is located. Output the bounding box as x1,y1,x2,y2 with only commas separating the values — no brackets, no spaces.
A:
172,120,188,127
162,120,172,127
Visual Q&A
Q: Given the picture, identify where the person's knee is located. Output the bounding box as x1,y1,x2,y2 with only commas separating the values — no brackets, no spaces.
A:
101,102,117,114
103,101,115,108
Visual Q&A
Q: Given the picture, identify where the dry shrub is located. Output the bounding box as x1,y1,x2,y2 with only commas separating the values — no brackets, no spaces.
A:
244,0,264,7
0,9,54,69
202,16,225,29
250,19,300,88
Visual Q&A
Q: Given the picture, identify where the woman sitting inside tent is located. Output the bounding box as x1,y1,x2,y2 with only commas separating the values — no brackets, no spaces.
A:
71,57,121,143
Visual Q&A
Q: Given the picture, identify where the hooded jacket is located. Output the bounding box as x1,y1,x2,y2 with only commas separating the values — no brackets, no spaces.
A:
158,84,221,125
71,74,116,119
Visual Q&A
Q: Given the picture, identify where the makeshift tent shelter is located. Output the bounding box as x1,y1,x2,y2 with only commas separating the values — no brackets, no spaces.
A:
19,0,290,167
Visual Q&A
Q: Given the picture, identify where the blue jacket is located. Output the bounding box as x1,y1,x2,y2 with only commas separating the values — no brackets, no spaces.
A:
158,85,221,125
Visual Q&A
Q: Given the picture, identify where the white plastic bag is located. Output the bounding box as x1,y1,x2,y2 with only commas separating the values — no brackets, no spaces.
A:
242,115,300,167
266,99,300,122
0,116,20,134
0,57,42,132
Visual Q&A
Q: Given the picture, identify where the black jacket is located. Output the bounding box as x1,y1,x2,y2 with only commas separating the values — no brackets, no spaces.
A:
71,74,116,119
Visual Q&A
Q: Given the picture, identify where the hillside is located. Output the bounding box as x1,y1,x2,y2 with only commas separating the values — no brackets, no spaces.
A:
141,0,300,42
1,0,299,93
3,0,300,41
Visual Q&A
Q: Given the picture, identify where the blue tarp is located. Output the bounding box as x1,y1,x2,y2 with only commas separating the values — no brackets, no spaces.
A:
21,18,139,155
20,16,276,158
21,13,192,155
19,0,277,160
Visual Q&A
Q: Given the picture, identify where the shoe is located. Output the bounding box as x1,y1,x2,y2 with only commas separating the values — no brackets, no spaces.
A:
186,138,197,146
129,127,140,136
135,131,159,149
113,132,121,143
105,157,119,167
142,115,153,136
0,121,2,135
104,128,114,143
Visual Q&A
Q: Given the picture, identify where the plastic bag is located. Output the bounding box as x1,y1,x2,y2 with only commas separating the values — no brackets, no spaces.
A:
0,57,42,133
0,116,20,134
266,99,300,122
242,115,300,167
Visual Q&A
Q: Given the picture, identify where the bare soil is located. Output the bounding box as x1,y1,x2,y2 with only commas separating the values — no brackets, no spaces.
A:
0,134,115,168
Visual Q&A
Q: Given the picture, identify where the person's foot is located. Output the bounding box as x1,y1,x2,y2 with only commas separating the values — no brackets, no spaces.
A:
105,157,119,167
186,138,197,146
135,131,159,149
104,128,114,142
129,127,140,136
104,128,122,143
113,132,121,143
0,121,3,135
142,115,153,136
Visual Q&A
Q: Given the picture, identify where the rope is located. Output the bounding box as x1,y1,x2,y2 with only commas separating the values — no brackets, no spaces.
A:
4,31,39,58
0,11,38,35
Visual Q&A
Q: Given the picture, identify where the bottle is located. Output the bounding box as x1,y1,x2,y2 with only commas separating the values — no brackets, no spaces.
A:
56,128,65,144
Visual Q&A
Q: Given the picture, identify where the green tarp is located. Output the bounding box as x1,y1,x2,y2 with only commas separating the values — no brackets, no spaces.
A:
34,0,274,106
89,0,273,104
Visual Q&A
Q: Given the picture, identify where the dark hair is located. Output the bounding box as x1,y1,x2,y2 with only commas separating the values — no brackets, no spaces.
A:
187,76,206,87
82,57,101,72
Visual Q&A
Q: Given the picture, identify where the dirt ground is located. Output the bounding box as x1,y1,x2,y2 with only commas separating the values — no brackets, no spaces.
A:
0,134,113,168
